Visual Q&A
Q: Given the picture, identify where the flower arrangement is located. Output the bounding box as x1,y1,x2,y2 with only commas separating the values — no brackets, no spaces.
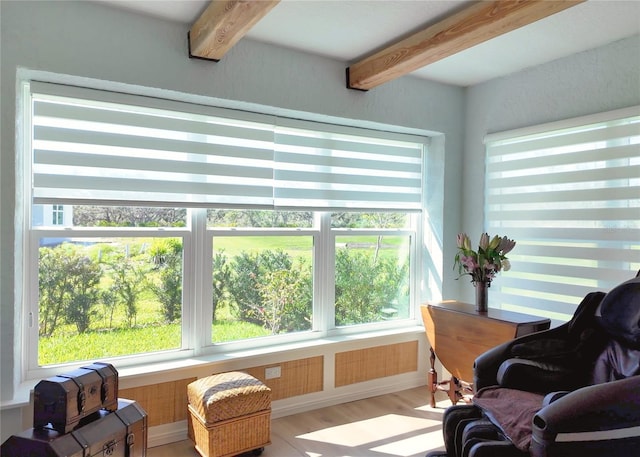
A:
454,233,516,285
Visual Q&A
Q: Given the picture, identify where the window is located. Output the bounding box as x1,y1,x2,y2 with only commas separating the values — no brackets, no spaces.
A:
22,81,428,375
485,107,640,321
52,204,64,225
207,210,315,344
332,212,413,326
32,206,188,367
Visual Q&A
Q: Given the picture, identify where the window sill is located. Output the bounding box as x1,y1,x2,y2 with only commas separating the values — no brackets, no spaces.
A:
118,324,425,388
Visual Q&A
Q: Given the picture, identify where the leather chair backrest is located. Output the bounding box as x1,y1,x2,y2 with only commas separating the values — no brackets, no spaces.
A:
591,276,640,384
598,276,640,349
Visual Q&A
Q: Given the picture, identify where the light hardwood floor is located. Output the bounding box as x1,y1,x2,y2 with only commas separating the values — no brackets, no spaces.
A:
148,386,448,457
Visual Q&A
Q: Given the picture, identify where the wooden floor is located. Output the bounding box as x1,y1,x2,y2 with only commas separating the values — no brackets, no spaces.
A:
148,386,448,457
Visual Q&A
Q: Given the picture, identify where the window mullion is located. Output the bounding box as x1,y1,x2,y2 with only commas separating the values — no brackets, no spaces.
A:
189,208,211,354
314,212,334,332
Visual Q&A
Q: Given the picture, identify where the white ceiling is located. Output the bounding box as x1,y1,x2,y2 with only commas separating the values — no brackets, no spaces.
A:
93,0,640,87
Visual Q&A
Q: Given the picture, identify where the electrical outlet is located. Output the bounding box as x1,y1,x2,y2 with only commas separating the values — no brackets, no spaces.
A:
265,366,281,379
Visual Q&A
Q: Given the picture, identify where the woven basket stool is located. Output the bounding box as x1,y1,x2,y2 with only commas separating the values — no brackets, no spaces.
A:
187,371,272,457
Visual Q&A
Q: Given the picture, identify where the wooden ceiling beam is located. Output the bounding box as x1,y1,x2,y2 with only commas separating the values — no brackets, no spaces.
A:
347,0,585,90
189,0,280,61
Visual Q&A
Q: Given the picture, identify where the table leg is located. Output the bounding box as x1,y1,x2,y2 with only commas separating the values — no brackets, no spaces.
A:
449,377,460,405
428,347,437,408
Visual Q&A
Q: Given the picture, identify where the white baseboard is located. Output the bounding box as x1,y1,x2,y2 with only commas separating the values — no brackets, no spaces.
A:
148,420,189,448
271,373,426,418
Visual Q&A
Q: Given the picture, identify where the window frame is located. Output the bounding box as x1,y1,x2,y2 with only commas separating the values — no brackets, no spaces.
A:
19,79,429,380
330,225,418,331
25,224,194,378
202,219,320,349
25,209,420,377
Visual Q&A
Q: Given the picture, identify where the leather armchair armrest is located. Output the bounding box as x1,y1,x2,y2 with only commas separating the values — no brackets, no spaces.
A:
497,358,575,392
473,339,514,390
542,391,570,406
473,326,566,390
531,376,640,453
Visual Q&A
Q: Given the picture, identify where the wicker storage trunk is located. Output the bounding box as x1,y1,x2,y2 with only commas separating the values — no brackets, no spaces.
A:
187,372,271,457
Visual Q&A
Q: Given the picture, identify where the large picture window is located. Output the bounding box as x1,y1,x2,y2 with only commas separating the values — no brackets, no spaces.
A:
23,81,428,375
485,107,640,321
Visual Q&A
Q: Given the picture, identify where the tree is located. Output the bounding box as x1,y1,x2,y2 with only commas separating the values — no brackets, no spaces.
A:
73,206,186,227
254,263,312,334
65,256,102,333
39,244,104,336
359,213,408,261
335,249,381,325
108,255,147,328
100,288,118,329
39,246,76,337
227,250,292,324
207,209,313,228
212,250,231,323
334,247,407,325
154,253,182,323
149,238,183,323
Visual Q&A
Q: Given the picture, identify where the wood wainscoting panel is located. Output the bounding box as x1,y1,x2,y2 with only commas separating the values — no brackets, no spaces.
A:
245,356,324,401
335,341,418,387
119,357,323,427
120,377,196,427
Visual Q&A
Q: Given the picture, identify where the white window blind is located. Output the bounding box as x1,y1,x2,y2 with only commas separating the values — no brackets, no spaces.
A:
29,82,426,211
485,107,640,321
275,119,424,210
31,82,276,208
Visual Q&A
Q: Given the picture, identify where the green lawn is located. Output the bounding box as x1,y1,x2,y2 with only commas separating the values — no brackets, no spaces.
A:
39,320,271,365
213,235,312,257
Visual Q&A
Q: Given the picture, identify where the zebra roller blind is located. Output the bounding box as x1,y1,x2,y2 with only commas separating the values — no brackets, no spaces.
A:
485,106,640,320
29,81,426,211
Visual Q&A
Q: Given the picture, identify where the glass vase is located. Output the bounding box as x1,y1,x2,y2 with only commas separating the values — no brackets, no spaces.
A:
475,281,489,313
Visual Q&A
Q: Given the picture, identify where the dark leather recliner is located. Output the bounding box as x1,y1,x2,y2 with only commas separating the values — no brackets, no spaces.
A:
427,273,640,457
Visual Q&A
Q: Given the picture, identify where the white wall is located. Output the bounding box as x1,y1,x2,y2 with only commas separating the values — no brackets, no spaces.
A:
460,34,640,303
0,0,464,441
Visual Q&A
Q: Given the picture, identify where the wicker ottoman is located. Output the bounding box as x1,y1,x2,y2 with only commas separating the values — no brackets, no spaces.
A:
187,371,272,457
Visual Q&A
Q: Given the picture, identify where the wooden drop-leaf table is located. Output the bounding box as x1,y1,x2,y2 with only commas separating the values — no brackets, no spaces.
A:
421,301,551,407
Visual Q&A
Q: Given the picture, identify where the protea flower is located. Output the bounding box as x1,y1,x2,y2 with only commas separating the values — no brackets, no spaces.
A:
488,234,501,250
479,233,490,250
498,236,516,255
457,233,471,250
454,232,516,284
